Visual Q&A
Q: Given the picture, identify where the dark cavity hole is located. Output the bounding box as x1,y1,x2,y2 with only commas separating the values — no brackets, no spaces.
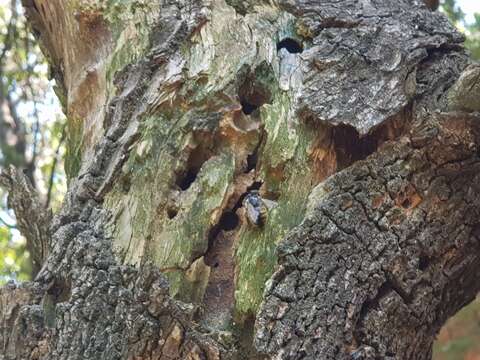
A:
277,38,303,54
166,207,178,219
207,181,264,248
238,63,274,116
175,147,213,191
418,255,430,271
333,124,378,168
241,100,258,115
247,181,262,191
176,169,198,191
206,211,240,249
245,151,258,173
47,277,72,304
213,262,220,268
401,198,411,209
219,211,239,231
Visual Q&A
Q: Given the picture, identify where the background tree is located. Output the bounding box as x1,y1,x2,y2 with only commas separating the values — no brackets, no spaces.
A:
441,0,480,60
0,0,65,282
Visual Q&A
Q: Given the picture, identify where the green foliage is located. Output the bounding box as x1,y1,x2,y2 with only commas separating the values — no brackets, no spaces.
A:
441,0,480,60
64,117,83,181
441,0,465,25
0,0,66,283
433,298,480,360
0,211,31,285
465,13,480,60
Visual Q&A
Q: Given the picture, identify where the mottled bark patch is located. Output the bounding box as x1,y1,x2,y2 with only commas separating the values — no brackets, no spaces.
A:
255,113,480,359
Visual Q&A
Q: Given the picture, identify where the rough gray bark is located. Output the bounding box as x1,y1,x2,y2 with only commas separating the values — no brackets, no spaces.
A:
1,0,480,359
255,112,480,359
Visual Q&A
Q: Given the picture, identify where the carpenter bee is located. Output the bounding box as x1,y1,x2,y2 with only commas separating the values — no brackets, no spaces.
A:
242,190,277,227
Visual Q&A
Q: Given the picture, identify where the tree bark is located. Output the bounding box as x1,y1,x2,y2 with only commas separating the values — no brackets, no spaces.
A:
1,0,480,359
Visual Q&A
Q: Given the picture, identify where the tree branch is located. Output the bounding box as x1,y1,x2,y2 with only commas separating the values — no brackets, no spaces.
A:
0,166,51,275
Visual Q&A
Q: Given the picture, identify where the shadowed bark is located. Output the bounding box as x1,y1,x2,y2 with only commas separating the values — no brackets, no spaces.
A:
1,0,480,359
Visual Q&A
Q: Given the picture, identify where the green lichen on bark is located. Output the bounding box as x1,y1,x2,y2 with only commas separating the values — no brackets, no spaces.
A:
104,109,237,299
234,94,318,316
102,0,317,317
154,152,235,278
104,0,159,85
64,116,83,180
87,0,328,329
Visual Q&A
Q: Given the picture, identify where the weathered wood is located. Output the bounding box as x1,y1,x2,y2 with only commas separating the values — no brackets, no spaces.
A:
1,0,479,359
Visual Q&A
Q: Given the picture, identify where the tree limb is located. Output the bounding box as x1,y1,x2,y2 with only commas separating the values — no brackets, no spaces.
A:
255,111,480,359
0,166,51,276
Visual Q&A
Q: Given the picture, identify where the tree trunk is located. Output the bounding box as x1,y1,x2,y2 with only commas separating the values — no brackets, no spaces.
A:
2,0,480,359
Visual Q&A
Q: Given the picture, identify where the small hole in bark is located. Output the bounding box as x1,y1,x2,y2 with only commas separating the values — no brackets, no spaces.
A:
277,38,303,54
245,152,258,173
248,181,262,191
241,101,258,115
120,176,131,193
176,149,212,191
47,277,72,303
418,255,430,270
238,63,273,116
219,211,239,231
176,169,198,190
401,198,411,209
166,207,178,219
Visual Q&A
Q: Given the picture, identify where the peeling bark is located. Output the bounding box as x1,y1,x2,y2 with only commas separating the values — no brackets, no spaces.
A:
1,0,480,359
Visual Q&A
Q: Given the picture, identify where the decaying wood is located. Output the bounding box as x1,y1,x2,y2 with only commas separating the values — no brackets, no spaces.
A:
1,0,480,359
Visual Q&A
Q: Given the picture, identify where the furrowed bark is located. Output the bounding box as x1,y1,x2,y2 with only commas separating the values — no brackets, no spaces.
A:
1,0,480,359
255,111,480,359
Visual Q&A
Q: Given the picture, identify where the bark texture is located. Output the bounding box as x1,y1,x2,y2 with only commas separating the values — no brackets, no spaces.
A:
0,167,51,274
1,0,480,359
255,112,480,359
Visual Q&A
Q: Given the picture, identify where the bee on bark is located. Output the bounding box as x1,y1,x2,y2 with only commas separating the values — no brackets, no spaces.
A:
242,190,277,227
